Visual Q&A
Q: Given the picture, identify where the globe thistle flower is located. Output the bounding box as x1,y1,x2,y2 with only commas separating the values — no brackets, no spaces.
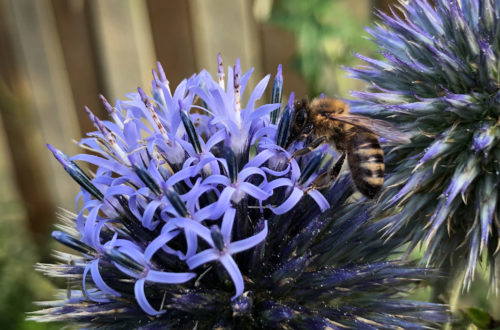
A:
30,56,448,328
347,0,500,291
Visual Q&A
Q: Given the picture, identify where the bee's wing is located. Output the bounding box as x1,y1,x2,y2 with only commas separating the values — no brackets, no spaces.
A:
326,114,411,143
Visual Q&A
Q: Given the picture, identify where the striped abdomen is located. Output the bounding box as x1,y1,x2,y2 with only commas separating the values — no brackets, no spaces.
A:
346,130,384,198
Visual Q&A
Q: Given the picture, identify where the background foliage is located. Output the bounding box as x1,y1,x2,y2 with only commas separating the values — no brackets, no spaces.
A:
269,0,376,97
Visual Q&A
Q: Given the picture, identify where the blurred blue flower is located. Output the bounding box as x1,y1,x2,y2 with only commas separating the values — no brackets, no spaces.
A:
347,0,500,291
31,56,448,328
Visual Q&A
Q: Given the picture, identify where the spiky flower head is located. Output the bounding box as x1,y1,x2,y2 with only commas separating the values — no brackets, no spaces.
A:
31,56,448,328
348,0,500,289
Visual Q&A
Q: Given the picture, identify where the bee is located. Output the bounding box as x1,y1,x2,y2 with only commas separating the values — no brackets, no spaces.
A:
286,97,409,198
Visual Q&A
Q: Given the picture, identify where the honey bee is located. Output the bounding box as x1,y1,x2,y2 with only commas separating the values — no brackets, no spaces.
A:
286,97,409,198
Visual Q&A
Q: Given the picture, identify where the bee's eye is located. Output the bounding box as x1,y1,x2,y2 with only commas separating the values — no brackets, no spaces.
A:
295,109,307,128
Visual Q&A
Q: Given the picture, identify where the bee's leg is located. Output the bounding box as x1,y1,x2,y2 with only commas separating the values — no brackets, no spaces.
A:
287,136,327,163
305,153,346,192
329,152,346,179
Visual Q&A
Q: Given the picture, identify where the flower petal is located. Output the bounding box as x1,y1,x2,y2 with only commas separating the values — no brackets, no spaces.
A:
196,186,235,221
238,182,271,201
90,259,121,297
228,220,268,254
184,228,199,260
306,189,330,212
169,217,213,246
142,200,162,230
82,260,110,303
166,165,198,186
221,207,236,240
83,204,103,246
270,187,303,215
134,278,165,316
144,227,180,261
202,174,231,186
204,129,227,151
219,254,244,300
146,270,196,284
266,177,293,190
239,167,267,182
71,154,130,176
186,248,219,269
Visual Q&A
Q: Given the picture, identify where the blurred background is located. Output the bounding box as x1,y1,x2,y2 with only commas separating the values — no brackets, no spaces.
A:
0,0,496,329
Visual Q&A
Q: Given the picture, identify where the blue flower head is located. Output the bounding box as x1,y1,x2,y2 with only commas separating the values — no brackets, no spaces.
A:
347,0,500,291
32,55,448,328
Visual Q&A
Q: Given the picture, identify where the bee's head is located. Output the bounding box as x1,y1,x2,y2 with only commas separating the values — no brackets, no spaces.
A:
286,98,312,148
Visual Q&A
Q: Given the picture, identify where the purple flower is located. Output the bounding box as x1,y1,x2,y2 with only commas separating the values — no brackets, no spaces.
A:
32,56,448,328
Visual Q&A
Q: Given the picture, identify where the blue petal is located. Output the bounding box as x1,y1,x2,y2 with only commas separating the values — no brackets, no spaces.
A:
184,228,199,260
91,220,109,250
123,121,140,147
246,103,280,124
146,269,196,284
90,259,121,297
169,217,213,246
243,74,270,116
146,159,164,187
76,199,100,239
183,184,219,215
204,129,227,151
166,165,198,186
228,220,268,254
238,182,271,201
144,226,180,261
203,186,235,220
270,187,303,215
82,261,110,303
104,185,136,198
289,158,301,182
193,202,219,222
265,177,293,190
219,254,244,300
142,200,162,230
71,154,130,176
134,278,165,316
245,149,275,168
83,204,102,246
251,127,277,145
239,67,255,97
239,167,267,182
187,248,219,269
306,190,330,212
194,154,220,174
202,174,231,186
221,207,236,241
261,162,291,177
127,194,143,221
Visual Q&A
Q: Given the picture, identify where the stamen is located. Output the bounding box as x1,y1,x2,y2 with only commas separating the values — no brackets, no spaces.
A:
138,87,170,145
217,53,225,90
99,94,124,130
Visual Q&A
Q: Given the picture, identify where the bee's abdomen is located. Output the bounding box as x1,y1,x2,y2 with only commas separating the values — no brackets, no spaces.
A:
347,131,384,198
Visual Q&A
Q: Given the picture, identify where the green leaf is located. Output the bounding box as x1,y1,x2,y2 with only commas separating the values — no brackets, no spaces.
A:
465,307,492,329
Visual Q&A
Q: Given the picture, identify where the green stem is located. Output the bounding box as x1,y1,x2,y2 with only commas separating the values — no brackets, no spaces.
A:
430,254,468,329
430,253,468,311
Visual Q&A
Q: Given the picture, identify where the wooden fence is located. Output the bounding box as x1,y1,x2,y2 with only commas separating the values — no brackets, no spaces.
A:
0,0,392,254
